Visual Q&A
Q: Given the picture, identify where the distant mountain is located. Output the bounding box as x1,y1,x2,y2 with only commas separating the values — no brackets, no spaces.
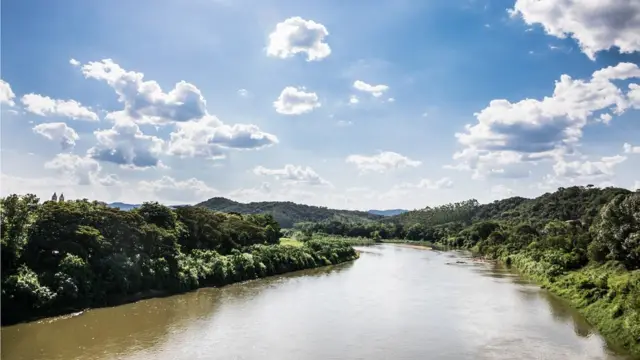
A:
197,197,383,228
108,202,186,211
368,209,408,217
108,202,140,211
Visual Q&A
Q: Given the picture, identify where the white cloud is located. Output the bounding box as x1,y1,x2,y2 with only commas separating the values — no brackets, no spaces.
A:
138,176,217,203
353,80,389,97
21,94,99,121
491,184,515,198
88,114,165,169
69,58,80,66
168,115,278,159
336,120,353,127
598,113,613,124
0,79,16,106
629,83,640,108
553,154,627,178
227,182,272,201
623,142,640,154
80,59,207,125
76,58,277,160
44,153,117,186
237,89,249,97
451,62,640,179
397,177,454,190
379,177,453,201
267,17,331,61
387,97,395,103
253,164,331,186
510,0,640,60
273,86,320,115
32,122,79,149
346,151,421,173
349,95,359,104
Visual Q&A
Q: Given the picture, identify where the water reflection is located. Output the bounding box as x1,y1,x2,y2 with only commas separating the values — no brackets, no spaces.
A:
467,256,632,359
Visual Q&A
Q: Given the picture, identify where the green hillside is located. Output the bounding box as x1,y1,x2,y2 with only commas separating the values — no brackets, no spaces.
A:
388,186,633,228
196,197,382,228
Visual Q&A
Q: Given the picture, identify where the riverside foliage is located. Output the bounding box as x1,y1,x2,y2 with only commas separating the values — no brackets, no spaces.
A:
0,195,358,325
305,186,640,354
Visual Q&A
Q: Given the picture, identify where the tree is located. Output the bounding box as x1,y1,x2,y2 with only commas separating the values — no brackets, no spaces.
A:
591,193,640,269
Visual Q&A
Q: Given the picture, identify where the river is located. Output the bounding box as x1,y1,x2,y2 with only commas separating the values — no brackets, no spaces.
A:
1,244,637,360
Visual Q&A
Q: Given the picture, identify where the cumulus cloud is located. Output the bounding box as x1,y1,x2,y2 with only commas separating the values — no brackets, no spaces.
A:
88,114,165,169
349,95,359,104
44,153,117,186
450,62,640,179
21,94,99,121
138,176,217,203
75,58,277,160
353,80,389,97
79,59,207,125
32,122,79,149
598,113,613,124
273,86,320,115
510,0,640,60
69,58,80,66
0,79,16,106
553,154,627,178
253,164,331,186
267,17,331,61
346,151,421,173
168,115,278,159
237,89,249,97
623,142,640,154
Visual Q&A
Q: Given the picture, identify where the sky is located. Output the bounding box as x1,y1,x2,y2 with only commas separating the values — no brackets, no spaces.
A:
1,0,640,210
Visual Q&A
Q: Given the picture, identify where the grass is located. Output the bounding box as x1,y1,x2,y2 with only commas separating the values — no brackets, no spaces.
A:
500,252,640,356
311,234,378,246
280,237,303,247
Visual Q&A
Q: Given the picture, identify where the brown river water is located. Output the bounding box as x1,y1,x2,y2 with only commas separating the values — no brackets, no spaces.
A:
2,244,638,360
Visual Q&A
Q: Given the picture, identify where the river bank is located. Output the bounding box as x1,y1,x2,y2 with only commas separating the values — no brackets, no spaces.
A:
481,249,640,356
381,239,445,250
2,239,359,326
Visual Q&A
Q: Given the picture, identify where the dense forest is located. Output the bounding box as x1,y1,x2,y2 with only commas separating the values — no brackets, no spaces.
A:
197,197,382,228
305,185,640,354
0,194,358,325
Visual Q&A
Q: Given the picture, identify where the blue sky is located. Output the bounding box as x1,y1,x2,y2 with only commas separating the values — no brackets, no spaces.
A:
1,0,640,210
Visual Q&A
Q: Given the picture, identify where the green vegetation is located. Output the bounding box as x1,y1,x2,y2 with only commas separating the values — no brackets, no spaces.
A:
303,186,640,355
281,229,378,246
0,194,358,325
197,197,382,228
279,238,303,247
312,234,378,246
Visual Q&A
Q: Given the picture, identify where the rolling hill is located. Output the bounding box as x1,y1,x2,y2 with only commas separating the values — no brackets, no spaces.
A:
387,186,634,228
368,209,408,216
197,197,383,228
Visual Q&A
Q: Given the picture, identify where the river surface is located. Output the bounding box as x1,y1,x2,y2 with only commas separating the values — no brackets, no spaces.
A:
2,244,637,360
